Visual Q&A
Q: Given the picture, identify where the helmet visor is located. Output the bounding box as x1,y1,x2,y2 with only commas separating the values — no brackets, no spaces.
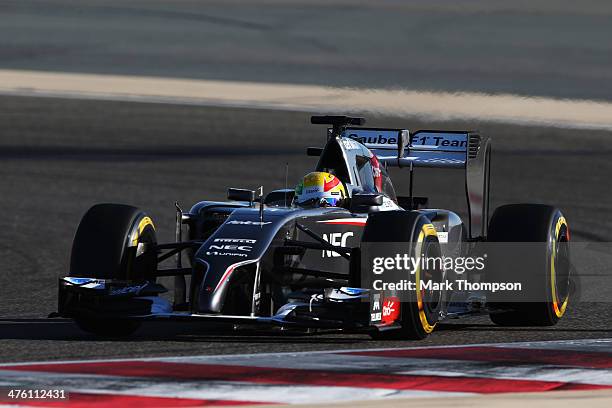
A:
296,197,340,208
323,197,340,207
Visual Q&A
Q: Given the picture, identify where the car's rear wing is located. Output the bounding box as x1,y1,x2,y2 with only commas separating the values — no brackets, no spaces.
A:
341,127,491,239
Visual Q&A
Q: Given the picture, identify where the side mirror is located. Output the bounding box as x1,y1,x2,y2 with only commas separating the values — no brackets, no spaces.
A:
306,147,323,157
351,193,384,207
227,188,256,205
264,189,295,206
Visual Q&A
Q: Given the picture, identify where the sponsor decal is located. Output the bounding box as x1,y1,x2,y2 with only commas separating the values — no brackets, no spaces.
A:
207,238,256,256
417,158,464,164
321,232,354,257
214,238,257,244
208,244,253,252
347,133,398,146
110,283,147,296
381,296,400,324
410,134,467,149
205,250,249,258
370,293,382,322
343,130,467,151
227,220,272,226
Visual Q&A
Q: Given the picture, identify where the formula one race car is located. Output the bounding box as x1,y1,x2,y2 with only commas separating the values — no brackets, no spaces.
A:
56,115,572,339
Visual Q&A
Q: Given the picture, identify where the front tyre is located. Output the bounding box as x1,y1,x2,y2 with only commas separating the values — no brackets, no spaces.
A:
68,203,157,336
363,211,443,340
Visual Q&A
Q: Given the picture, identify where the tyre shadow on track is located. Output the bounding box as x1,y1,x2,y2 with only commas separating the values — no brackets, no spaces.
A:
436,323,612,333
1,319,610,343
0,319,367,343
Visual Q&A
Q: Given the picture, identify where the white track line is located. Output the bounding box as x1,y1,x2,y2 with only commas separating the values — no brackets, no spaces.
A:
2,69,612,130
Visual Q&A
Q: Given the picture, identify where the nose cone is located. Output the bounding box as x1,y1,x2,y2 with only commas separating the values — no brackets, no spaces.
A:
193,258,258,314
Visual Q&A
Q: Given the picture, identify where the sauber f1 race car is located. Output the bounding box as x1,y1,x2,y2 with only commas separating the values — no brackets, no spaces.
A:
56,116,572,339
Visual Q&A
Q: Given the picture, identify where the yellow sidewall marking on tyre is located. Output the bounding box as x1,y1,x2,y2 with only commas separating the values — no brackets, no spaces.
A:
415,223,438,334
131,216,155,246
551,216,568,318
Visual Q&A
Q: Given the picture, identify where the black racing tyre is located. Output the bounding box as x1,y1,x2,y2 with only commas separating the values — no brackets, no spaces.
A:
363,211,443,340
70,203,157,280
69,203,157,336
487,204,570,326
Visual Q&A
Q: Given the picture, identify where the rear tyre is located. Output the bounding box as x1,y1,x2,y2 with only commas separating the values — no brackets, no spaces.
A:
363,211,443,340
487,204,570,326
68,203,157,336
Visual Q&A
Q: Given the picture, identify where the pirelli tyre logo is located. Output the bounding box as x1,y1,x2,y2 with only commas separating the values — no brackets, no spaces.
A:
321,232,353,258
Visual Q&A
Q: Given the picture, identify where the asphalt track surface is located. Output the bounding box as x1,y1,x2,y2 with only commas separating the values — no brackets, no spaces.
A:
0,0,611,366
2,0,612,101
0,95,610,363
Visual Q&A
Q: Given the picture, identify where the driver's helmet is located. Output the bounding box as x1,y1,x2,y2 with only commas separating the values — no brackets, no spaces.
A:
294,171,347,207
